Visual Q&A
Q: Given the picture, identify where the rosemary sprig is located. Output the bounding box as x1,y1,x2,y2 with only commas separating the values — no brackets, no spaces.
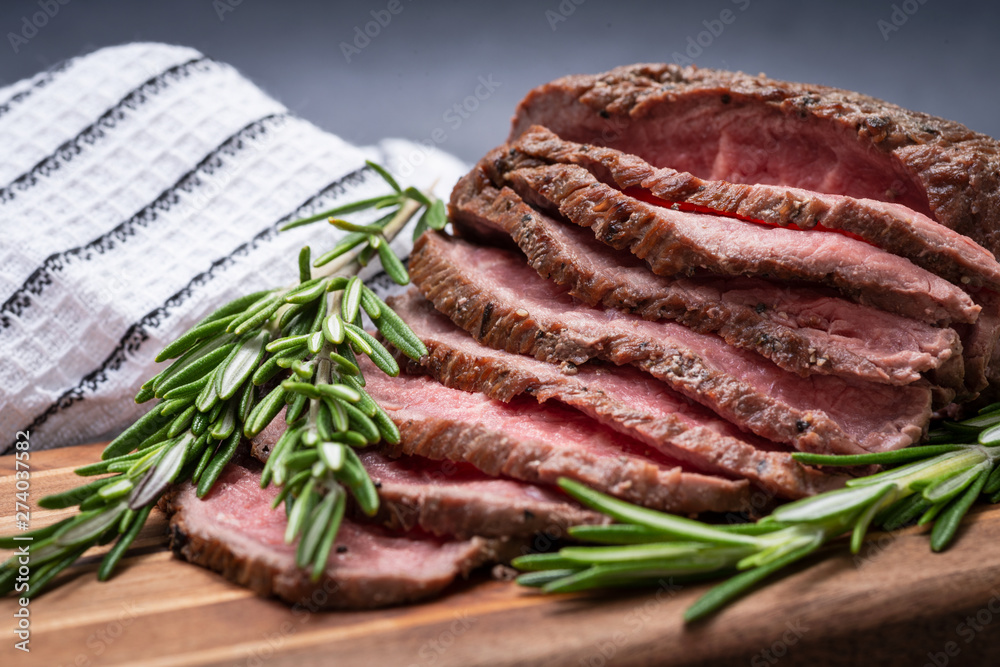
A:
0,162,438,597
514,404,1000,622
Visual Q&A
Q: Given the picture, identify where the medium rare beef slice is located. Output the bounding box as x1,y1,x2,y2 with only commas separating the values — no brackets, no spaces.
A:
250,416,608,539
512,125,1000,292
508,64,1000,258
410,231,932,455
356,358,750,514
955,289,1000,397
502,160,978,325
360,452,609,539
388,289,844,499
163,463,505,609
448,163,962,387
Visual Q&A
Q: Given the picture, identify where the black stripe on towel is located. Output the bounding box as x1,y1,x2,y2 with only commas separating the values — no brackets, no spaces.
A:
0,112,290,329
0,57,75,120
0,57,214,204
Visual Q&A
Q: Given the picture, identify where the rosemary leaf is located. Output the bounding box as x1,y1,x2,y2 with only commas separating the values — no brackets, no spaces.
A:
197,430,242,498
97,505,153,582
403,186,432,207
318,442,346,471
340,375,376,416
370,402,400,445
252,355,285,386
281,195,398,232
341,400,380,443
341,276,362,324
376,239,409,285
285,278,328,305
54,502,128,547
346,324,399,376
792,444,966,467
426,199,447,230
683,542,820,623
245,385,288,437
340,448,379,516
297,489,336,569
261,426,300,488
167,405,197,438
985,463,1000,495
878,492,932,531
209,401,238,440
324,397,349,433
298,246,311,284
366,159,402,193
323,314,346,345
359,288,381,320
229,295,284,335
558,479,757,547
155,316,237,364
195,367,221,413
516,569,581,588
101,406,172,460
311,489,346,580
567,524,686,545
191,441,215,484
511,552,582,572
930,469,990,551
284,479,317,544
128,434,192,509
285,391,309,424
218,332,269,400
162,374,213,401
313,232,368,267
850,485,896,553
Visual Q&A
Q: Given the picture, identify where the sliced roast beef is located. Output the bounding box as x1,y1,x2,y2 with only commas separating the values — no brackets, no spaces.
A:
508,64,1000,258
955,290,1000,397
387,289,843,499
449,163,962,387
500,160,978,325
511,125,1000,292
357,358,750,513
359,452,609,539
410,231,932,455
250,415,608,539
163,462,506,609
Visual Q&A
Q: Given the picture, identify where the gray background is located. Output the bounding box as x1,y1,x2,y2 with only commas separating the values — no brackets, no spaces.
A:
1,0,997,163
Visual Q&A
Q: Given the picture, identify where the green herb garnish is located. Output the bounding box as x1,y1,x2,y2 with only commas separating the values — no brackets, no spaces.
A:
514,404,1000,622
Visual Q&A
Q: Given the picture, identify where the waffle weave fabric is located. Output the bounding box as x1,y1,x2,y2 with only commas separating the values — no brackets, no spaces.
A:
0,43,466,452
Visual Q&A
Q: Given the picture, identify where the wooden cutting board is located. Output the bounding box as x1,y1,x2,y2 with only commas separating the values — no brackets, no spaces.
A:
3,444,1000,667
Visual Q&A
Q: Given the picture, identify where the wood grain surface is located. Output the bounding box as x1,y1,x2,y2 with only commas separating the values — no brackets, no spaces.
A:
3,443,1000,666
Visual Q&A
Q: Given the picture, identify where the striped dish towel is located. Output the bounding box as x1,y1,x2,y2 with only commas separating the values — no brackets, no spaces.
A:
0,43,468,452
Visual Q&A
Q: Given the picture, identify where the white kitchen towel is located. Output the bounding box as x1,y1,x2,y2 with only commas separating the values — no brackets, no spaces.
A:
0,42,468,452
